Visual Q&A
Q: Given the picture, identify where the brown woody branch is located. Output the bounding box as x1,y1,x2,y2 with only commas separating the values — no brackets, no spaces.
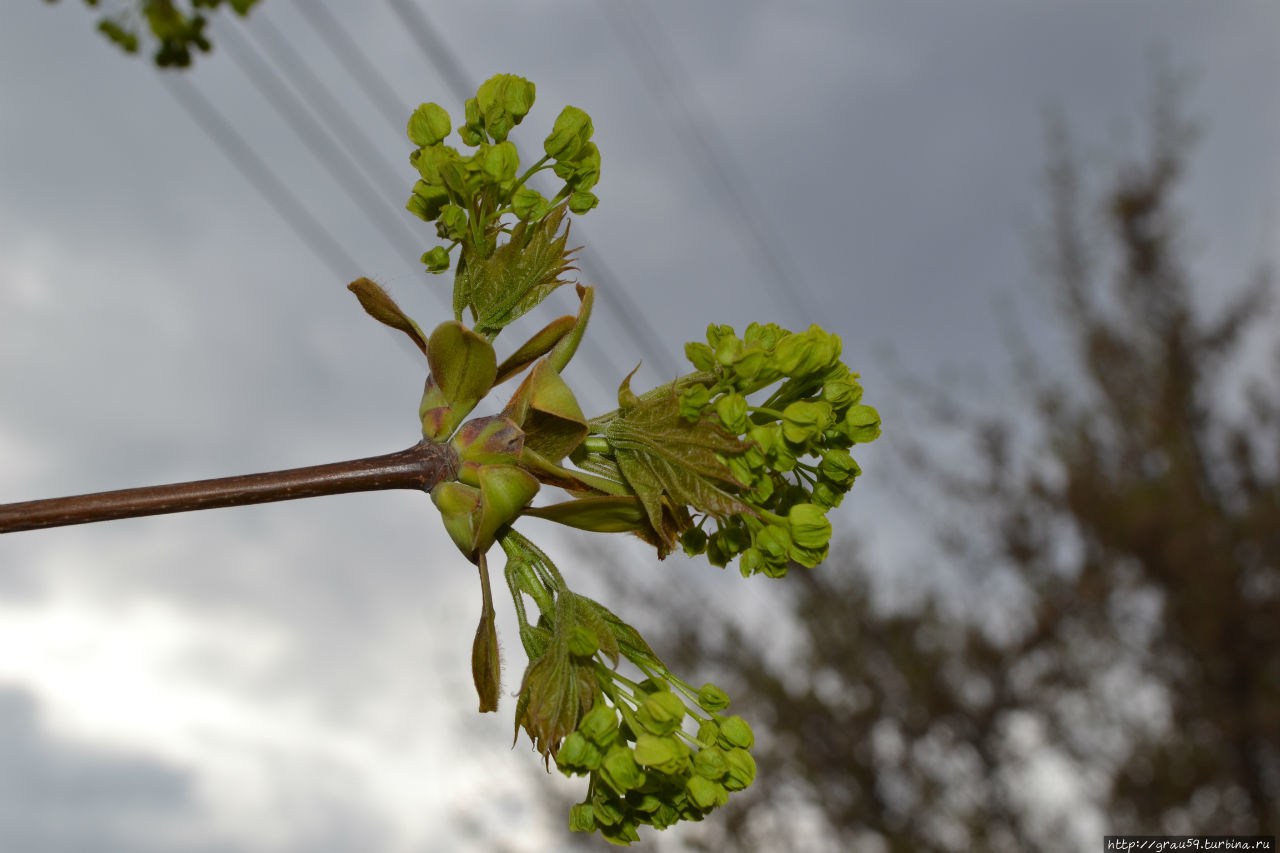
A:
0,440,458,535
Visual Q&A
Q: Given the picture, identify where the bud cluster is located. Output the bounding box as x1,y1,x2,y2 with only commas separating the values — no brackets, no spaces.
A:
403,74,601,273
497,532,755,845
679,322,881,576
556,675,756,845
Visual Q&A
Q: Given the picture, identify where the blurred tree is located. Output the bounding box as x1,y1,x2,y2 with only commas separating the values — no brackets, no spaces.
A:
43,0,258,67
560,78,1277,851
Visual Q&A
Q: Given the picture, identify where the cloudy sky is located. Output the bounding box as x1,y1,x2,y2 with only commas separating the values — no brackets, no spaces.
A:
1,1,1277,850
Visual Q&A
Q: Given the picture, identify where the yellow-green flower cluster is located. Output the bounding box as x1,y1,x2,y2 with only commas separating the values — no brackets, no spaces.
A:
556,677,756,845
679,322,881,576
403,74,601,273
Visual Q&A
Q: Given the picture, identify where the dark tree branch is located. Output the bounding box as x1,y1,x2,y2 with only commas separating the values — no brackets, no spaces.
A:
0,441,458,534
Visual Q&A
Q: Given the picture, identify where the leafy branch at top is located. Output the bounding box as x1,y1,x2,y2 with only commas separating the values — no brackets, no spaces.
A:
47,0,259,68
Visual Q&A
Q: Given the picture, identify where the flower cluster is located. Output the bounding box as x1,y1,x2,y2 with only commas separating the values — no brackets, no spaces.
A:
403,73,601,273
556,676,756,845
678,322,881,576
498,532,755,845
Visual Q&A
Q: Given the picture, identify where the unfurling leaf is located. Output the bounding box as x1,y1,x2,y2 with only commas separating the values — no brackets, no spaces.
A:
455,204,578,336
346,278,430,357
598,376,753,556
515,592,597,758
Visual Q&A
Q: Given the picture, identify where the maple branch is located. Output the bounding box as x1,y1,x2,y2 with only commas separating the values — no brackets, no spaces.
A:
0,440,458,535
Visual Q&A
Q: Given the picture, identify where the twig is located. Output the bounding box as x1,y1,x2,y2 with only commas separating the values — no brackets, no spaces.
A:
0,440,457,535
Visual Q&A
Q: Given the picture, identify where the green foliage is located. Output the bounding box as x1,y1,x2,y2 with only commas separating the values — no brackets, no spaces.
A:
47,0,259,68
342,74,881,843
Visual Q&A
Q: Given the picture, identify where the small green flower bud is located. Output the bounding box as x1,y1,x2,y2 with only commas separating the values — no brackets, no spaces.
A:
696,719,720,747
775,326,841,378
716,715,755,749
811,479,845,509
730,345,767,384
696,684,731,712
744,321,786,350
652,803,680,831
600,743,646,794
707,526,748,568
755,523,792,567
633,733,686,773
407,102,451,147
693,745,729,780
556,730,593,774
436,203,468,241
705,323,735,350
421,246,451,273
761,558,789,579
510,187,549,221
737,547,764,577
637,691,686,736
591,792,625,827
568,802,596,833
568,625,598,658
787,503,832,567
476,74,535,141
681,526,708,556
579,702,619,746
678,385,712,422
567,190,598,214
601,821,641,845
781,400,833,445
723,747,757,791
407,182,451,223
630,793,662,815
715,393,749,434
544,105,593,160
686,774,726,810
844,404,882,443
462,97,480,127
714,335,743,367
564,142,601,192
412,143,457,186
482,140,519,182
788,504,831,550
818,448,860,487
822,378,863,409
685,341,716,372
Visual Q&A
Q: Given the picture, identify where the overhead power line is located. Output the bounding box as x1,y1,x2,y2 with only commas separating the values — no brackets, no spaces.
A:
217,19,428,275
161,75,361,279
246,11,408,211
289,0,409,133
602,1,822,327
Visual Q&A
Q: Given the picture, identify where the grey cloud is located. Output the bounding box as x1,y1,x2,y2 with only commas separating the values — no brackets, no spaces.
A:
0,687,224,853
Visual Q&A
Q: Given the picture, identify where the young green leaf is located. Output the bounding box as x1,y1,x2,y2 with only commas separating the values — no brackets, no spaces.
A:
602,376,753,555
454,205,578,336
